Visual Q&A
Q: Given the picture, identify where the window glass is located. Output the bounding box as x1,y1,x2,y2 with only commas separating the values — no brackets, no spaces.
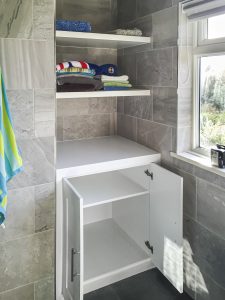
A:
200,55,225,148
208,14,225,39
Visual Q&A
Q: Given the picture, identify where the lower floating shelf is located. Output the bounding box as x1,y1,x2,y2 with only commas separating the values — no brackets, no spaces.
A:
83,219,152,294
56,89,151,99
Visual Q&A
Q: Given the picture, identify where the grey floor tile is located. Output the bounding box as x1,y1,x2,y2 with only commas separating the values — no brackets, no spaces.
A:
85,269,193,300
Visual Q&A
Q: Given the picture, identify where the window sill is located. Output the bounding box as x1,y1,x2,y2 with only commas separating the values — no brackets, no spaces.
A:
170,151,225,178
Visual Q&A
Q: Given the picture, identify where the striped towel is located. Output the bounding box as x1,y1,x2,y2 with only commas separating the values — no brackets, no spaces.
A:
56,61,90,71
0,68,23,225
57,67,95,75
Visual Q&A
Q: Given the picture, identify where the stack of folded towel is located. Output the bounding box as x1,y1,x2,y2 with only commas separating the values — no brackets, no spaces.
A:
56,61,103,92
56,61,132,92
99,75,132,91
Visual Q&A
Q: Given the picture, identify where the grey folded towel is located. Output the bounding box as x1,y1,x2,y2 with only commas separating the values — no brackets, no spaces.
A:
108,28,142,36
57,76,103,92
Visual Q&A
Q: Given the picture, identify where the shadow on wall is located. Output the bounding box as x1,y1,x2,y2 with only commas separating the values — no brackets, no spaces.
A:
183,239,208,298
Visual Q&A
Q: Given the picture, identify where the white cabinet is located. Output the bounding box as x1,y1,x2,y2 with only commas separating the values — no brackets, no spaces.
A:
62,163,183,300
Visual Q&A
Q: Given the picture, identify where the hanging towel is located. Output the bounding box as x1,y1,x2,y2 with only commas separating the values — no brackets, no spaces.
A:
0,68,23,225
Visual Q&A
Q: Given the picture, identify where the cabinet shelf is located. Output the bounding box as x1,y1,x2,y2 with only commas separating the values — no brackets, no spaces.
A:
56,89,151,99
83,219,151,293
68,171,148,208
56,30,151,49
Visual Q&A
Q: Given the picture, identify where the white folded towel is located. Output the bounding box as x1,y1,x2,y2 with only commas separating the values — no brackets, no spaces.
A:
101,75,129,82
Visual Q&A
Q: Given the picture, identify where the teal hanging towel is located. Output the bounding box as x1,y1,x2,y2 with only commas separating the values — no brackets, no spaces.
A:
0,68,23,225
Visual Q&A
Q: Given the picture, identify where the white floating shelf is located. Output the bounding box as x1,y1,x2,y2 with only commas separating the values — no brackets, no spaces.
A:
56,89,151,99
56,30,151,49
68,171,148,208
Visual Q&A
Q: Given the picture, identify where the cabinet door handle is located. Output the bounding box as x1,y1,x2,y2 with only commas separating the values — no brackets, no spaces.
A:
71,248,80,282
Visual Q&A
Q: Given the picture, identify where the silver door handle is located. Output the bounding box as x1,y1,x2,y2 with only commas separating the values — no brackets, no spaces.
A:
71,248,80,282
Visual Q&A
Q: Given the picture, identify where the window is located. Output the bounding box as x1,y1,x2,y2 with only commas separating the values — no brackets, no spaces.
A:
208,14,225,39
194,14,225,153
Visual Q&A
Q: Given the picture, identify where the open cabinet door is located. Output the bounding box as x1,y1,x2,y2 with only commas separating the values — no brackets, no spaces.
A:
63,178,83,300
149,164,183,293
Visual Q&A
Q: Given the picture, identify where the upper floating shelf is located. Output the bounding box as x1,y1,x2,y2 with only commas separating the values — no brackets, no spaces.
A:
56,31,151,49
56,89,151,99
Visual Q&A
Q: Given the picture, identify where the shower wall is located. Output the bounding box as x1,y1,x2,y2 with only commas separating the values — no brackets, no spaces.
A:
0,1,55,299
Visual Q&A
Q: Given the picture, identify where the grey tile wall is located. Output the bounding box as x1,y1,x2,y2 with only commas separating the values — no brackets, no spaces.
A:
57,97,116,141
57,0,117,32
117,2,225,300
0,0,55,299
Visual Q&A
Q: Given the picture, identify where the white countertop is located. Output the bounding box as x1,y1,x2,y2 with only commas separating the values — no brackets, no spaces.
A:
56,136,160,173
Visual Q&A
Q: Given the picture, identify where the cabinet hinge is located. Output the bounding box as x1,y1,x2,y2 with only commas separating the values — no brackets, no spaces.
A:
145,241,153,254
144,169,153,180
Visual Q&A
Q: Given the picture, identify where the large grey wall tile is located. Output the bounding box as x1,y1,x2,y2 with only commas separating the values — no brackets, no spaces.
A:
0,39,33,89
136,49,173,86
0,230,54,293
31,41,55,89
61,0,116,32
8,137,54,189
153,87,177,127
183,238,196,299
117,114,137,141
182,172,197,219
7,90,34,139
118,53,136,85
0,187,35,243
194,167,225,190
63,114,114,140
126,15,152,37
35,183,55,233
124,96,152,120
0,284,34,300
197,179,225,240
117,97,124,113
56,117,63,141
184,216,225,289
117,0,136,26
196,272,225,300
56,46,117,66
137,119,173,161
35,89,55,137
137,0,172,17
0,0,32,38
0,40,55,89
35,277,54,300
33,0,55,40
61,98,116,117
152,6,178,48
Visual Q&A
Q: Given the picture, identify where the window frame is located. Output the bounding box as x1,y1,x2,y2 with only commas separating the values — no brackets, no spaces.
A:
192,17,225,156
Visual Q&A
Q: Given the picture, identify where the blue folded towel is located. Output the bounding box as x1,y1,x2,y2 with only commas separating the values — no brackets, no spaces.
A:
89,64,118,76
104,86,131,91
56,20,92,32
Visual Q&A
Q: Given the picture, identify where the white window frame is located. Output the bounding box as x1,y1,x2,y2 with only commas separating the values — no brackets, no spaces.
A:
192,17,225,156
